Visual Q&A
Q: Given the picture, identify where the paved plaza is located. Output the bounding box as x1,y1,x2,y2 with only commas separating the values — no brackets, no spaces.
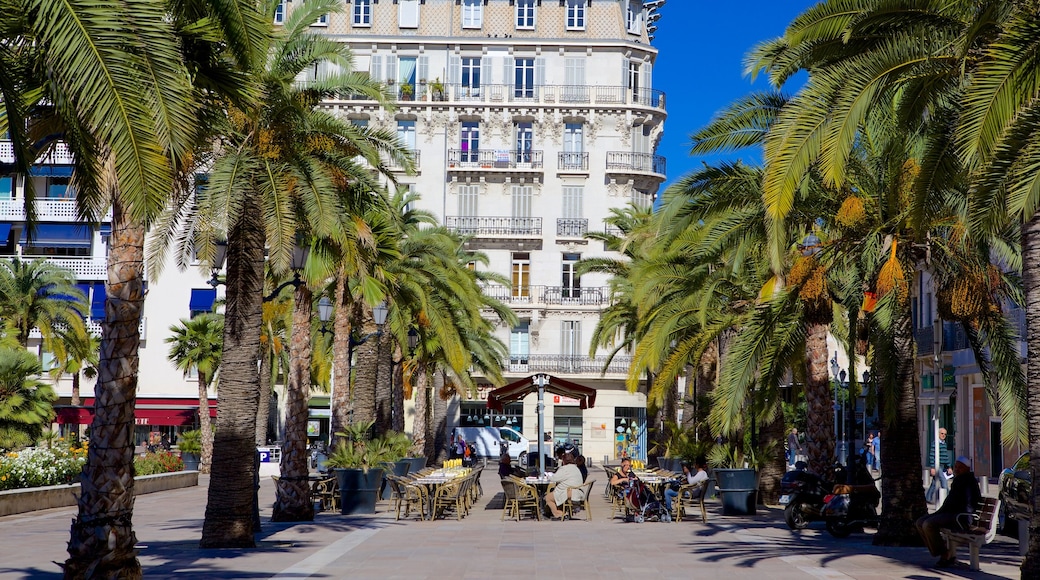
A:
0,469,1024,579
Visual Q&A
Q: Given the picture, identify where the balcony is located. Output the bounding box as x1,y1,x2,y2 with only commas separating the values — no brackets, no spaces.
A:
330,84,666,111
445,216,541,236
606,152,667,178
0,198,112,222
29,317,147,340
480,284,611,307
556,218,588,237
384,150,420,172
447,149,543,171
0,141,75,165
558,152,589,172
507,354,632,376
915,325,934,357
47,257,108,280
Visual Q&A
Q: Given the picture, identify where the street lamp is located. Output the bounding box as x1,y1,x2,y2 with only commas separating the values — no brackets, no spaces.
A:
262,241,310,302
208,240,229,288
829,352,847,465
533,373,549,475
342,301,389,427
317,297,333,335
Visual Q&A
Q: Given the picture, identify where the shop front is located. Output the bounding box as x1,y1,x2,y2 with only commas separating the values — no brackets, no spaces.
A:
54,396,217,447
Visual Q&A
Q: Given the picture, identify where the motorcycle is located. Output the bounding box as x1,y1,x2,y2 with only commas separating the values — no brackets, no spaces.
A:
779,462,838,530
822,455,881,538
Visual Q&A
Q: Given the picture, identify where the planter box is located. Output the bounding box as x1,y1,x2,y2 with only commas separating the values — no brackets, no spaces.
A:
714,468,758,516
335,467,384,515
0,471,200,517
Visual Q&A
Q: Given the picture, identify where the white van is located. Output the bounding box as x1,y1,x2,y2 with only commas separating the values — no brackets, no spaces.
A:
452,426,530,463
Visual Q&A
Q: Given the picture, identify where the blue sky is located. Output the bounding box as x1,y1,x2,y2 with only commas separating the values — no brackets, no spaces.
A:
653,0,819,190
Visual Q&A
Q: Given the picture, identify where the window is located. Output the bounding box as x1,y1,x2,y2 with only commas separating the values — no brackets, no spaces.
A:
449,56,488,99
514,122,533,162
399,0,419,28
626,1,642,34
628,60,641,102
516,0,536,29
561,186,583,219
0,176,12,199
510,321,530,366
397,120,416,151
563,58,586,101
562,253,581,299
457,185,479,227
313,9,328,26
460,121,480,163
512,185,532,219
561,320,581,356
562,123,584,168
513,58,540,99
462,0,482,29
189,288,217,318
512,252,530,298
21,223,92,257
462,57,481,94
353,0,372,26
46,177,73,199
566,0,585,30
274,0,285,24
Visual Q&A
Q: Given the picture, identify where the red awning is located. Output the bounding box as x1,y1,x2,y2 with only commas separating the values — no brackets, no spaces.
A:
54,397,217,426
486,374,597,411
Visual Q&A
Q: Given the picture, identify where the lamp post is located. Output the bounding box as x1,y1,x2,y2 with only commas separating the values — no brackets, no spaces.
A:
533,373,549,475
317,297,334,444
345,302,388,427
208,240,229,288
829,352,846,465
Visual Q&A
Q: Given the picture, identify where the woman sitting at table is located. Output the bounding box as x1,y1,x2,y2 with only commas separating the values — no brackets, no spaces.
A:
610,457,637,488
546,447,585,520
575,454,588,481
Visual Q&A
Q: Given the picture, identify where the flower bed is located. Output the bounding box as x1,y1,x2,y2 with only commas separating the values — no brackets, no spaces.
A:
0,444,87,491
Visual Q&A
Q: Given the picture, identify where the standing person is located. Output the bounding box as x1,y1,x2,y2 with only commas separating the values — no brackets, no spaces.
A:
865,432,876,471
787,428,803,468
454,436,467,460
915,456,982,568
874,431,881,471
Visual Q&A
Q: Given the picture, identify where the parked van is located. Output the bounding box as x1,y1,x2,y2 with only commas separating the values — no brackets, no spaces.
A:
452,426,530,464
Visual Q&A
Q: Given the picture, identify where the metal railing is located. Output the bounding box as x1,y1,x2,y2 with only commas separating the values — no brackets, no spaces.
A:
558,152,588,171
0,198,112,221
605,152,667,176
914,325,934,356
507,354,632,375
942,321,970,352
0,141,75,165
384,149,420,170
445,216,542,236
479,284,611,306
328,84,665,109
556,218,588,237
447,149,543,169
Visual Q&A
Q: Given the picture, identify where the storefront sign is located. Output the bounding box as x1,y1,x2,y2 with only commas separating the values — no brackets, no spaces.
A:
464,384,495,401
943,366,956,388
553,395,580,406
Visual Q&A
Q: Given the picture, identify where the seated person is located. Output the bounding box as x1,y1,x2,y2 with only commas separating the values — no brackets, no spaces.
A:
575,454,588,482
610,457,637,489
914,456,981,569
664,457,709,513
546,447,585,520
498,448,512,478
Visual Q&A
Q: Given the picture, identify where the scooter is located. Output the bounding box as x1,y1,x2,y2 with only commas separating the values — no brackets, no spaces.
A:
821,455,881,538
779,462,839,530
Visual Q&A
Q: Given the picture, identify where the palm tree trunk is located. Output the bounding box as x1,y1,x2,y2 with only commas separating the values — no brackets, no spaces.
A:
374,330,394,436
1020,214,1040,574
255,353,272,446
873,306,927,546
412,364,429,454
272,284,315,522
64,201,143,579
330,267,353,445
430,371,449,461
200,199,265,549
351,304,379,428
804,321,835,477
758,403,787,504
198,374,214,474
71,372,81,407
392,343,405,433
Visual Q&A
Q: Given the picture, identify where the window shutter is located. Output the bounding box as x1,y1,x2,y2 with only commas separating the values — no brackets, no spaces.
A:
418,56,429,83
535,58,546,86
448,56,461,85
386,56,398,84
644,61,652,89
370,55,384,81
503,57,515,88
481,57,493,86
622,59,629,89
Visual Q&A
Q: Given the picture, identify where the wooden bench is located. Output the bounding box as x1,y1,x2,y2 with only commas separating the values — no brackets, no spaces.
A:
940,496,1001,571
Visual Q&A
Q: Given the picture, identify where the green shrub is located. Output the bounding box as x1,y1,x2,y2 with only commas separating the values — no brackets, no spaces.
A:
0,442,87,490
134,451,185,475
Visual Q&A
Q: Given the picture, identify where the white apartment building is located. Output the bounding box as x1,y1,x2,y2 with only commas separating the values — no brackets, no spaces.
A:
307,0,668,462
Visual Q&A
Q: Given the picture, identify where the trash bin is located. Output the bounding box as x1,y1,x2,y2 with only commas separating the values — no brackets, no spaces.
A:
714,468,758,516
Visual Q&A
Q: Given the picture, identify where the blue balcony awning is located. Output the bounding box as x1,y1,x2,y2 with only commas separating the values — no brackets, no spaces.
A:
98,224,111,237
29,165,74,177
20,223,92,248
189,288,217,313
90,283,106,320
0,223,10,240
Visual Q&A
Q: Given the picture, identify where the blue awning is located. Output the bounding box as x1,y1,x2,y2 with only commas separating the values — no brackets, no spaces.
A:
98,224,112,236
0,223,10,240
90,283,106,320
20,223,92,248
189,288,217,313
29,165,74,177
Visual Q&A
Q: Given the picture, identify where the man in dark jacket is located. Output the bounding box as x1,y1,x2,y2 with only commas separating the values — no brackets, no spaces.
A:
915,455,982,568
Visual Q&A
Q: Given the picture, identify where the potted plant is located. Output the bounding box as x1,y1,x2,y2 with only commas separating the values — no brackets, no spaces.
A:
379,431,414,499
403,442,428,474
708,440,777,516
327,420,393,514
400,82,414,101
176,429,202,471
430,77,445,101
418,78,428,100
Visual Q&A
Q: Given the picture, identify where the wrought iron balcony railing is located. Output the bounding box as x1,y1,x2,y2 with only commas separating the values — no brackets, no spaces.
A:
556,218,588,237
605,152,667,176
479,284,611,307
447,149,543,169
914,325,934,357
327,84,666,110
507,354,632,375
384,149,420,170
445,216,542,236
558,152,589,171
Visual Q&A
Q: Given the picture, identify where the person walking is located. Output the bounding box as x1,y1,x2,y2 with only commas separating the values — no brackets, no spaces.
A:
915,456,981,568
865,432,876,471
787,428,803,468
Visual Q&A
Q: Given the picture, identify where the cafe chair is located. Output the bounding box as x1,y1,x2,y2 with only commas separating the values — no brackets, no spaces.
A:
386,475,427,521
500,478,541,521
675,479,711,523
563,480,595,521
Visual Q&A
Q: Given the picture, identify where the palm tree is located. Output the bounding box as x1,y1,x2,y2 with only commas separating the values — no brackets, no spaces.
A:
0,347,57,450
0,258,87,347
257,297,290,446
166,314,224,474
48,329,99,437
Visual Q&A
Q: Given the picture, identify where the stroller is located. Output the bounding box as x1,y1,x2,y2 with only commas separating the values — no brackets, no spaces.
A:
620,478,672,523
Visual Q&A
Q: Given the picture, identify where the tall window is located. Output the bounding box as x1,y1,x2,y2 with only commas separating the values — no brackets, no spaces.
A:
274,0,285,24
457,185,479,218
47,177,73,199
512,252,530,298
0,176,12,199
563,57,586,101
566,0,585,30
561,186,583,219
516,0,536,29
462,0,482,29
510,321,530,366
353,0,372,26
514,122,533,162
399,0,419,28
628,61,641,102
396,120,416,151
461,121,480,163
461,57,481,96
512,185,533,221
514,58,535,98
561,253,581,299
562,123,583,168
626,1,641,34
561,320,581,356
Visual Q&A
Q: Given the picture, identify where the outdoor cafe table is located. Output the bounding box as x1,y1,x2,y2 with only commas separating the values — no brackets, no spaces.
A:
411,469,469,519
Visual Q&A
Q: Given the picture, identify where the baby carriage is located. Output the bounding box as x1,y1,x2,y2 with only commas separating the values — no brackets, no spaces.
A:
620,478,671,523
